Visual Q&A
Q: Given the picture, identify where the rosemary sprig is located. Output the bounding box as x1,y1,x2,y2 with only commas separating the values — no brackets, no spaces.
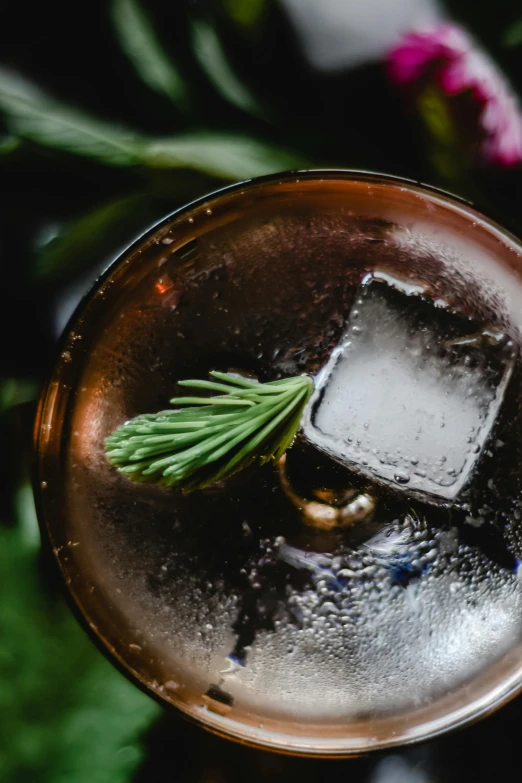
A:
105,371,314,491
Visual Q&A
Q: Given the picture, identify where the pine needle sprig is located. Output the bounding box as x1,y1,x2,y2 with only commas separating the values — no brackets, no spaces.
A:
105,371,314,491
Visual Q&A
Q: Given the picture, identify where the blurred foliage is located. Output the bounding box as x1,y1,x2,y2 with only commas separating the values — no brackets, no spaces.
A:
111,0,192,112
0,379,39,414
504,17,522,48
190,18,266,117
221,0,267,32
32,194,151,284
0,70,303,176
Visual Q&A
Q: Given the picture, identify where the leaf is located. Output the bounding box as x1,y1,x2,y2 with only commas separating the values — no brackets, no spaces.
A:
32,193,151,283
106,372,313,490
0,488,160,783
190,19,264,117
0,135,20,155
143,132,305,179
0,69,306,178
222,0,267,30
503,17,522,47
0,378,38,413
0,69,144,165
14,481,40,549
111,0,191,111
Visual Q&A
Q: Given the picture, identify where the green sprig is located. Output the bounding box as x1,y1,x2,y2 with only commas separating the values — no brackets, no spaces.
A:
105,371,314,491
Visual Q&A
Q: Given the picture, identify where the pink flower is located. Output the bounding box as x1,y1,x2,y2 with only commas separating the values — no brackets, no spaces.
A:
387,23,522,167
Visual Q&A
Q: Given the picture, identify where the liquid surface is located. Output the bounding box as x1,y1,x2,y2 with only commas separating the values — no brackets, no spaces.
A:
36,175,522,754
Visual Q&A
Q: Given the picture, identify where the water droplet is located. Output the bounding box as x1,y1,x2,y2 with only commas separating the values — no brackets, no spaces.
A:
394,470,410,484
40,480,48,489
206,208,212,216
318,602,339,616
188,217,194,224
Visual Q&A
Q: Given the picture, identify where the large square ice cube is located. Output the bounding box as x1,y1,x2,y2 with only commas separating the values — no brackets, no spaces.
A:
302,275,515,503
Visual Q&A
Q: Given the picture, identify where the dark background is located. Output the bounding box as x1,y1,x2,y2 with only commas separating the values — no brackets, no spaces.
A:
1,0,522,780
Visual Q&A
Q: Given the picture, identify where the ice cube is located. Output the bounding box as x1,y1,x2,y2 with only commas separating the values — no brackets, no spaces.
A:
302,275,516,504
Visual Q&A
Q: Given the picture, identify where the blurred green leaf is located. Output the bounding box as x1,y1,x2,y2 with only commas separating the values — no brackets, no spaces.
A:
0,135,20,155
0,70,144,165
32,193,150,283
0,378,38,413
112,0,191,112
503,17,522,47
0,69,304,180
222,0,267,30
190,19,264,117
143,132,305,179
0,488,160,783
0,385,38,523
14,482,40,550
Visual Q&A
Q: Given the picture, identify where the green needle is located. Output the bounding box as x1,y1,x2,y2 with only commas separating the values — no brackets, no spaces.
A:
105,371,314,491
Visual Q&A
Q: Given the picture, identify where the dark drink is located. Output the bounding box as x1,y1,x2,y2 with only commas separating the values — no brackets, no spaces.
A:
34,172,522,755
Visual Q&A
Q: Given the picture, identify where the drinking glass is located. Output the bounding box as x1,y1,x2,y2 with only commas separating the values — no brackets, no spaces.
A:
34,171,522,756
